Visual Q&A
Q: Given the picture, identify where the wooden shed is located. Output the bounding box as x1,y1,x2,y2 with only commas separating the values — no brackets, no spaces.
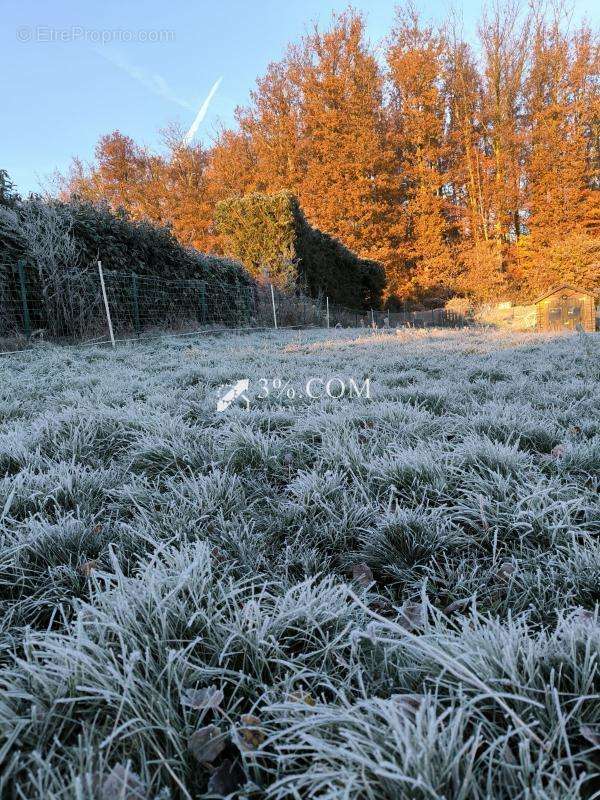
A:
534,284,597,332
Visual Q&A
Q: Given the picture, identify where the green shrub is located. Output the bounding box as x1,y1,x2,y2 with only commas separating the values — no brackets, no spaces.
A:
66,199,251,286
0,176,254,339
216,191,386,308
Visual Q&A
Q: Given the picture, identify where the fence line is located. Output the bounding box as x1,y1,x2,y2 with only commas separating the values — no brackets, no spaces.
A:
0,261,468,352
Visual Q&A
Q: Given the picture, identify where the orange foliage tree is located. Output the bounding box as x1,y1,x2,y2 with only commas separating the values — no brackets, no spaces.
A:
386,5,454,302
63,4,599,306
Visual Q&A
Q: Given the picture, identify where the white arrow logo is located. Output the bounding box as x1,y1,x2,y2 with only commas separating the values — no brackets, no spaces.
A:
217,379,250,412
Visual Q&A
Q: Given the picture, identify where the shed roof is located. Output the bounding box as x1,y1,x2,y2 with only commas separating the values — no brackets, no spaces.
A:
533,283,595,304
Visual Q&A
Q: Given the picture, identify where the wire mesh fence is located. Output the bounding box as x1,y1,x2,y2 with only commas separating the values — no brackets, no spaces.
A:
0,260,468,352
326,303,467,330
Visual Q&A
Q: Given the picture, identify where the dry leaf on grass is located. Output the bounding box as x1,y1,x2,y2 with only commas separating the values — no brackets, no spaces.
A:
77,560,97,577
580,724,600,748
370,596,395,616
211,546,227,564
540,444,567,463
181,686,224,711
289,690,316,706
398,602,426,631
207,758,246,796
352,562,374,588
189,724,227,763
569,607,596,626
444,597,472,615
101,763,146,800
390,693,426,717
237,714,266,752
496,561,517,581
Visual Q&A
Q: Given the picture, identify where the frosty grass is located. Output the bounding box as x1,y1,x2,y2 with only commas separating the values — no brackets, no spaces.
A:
1,326,600,798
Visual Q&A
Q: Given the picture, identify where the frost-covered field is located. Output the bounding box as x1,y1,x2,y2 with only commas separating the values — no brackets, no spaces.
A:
1,327,600,799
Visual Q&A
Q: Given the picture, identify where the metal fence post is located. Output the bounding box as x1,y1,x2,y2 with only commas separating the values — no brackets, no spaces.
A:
131,273,140,333
16,259,31,338
97,260,115,347
270,284,278,329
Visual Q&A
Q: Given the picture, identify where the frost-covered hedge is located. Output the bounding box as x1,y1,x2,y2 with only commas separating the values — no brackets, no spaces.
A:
0,185,253,338
216,191,386,308
1,192,252,285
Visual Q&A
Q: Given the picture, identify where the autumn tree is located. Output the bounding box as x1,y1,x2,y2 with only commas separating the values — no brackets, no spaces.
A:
441,2,531,300
159,127,213,250
64,131,167,226
445,23,510,299
60,3,599,305
386,5,453,301
236,59,304,193
521,10,600,294
294,11,395,269
213,11,397,276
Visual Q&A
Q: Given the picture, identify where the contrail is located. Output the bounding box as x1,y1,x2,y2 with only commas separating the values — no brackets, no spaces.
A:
183,76,223,145
96,49,194,110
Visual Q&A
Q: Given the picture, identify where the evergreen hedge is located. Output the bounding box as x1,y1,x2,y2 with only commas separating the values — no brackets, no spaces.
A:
216,191,386,308
68,200,253,286
0,182,253,339
0,196,252,287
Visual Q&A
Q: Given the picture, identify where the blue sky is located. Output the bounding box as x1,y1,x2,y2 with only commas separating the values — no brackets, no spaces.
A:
2,0,597,195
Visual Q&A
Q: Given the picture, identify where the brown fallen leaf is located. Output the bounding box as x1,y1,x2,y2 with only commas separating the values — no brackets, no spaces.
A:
181,686,224,711
353,562,374,588
569,607,596,626
551,444,566,459
496,561,517,581
101,763,146,800
77,560,97,577
237,714,266,752
444,597,472,615
289,690,316,707
390,693,426,717
581,724,600,748
207,759,245,796
370,596,395,617
503,742,518,764
398,602,426,631
189,724,227,764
